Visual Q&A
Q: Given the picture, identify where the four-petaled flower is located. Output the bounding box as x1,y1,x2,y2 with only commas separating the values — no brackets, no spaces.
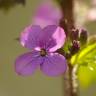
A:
15,25,67,76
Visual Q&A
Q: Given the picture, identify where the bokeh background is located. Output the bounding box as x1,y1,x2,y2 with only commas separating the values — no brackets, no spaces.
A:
0,0,96,96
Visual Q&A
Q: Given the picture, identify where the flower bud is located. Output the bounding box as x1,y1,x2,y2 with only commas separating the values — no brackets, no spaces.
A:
70,40,80,55
79,29,88,45
70,27,79,41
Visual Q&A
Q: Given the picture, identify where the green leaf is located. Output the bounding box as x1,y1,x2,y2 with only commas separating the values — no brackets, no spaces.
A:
71,43,96,65
78,65,96,88
70,42,96,88
88,35,96,45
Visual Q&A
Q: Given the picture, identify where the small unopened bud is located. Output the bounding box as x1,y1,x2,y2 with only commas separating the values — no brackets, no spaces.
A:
79,29,88,45
71,28,79,40
70,40,80,55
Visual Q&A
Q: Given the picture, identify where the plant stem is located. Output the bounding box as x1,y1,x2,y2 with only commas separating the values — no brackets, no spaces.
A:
59,0,74,36
58,0,79,96
63,63,79,96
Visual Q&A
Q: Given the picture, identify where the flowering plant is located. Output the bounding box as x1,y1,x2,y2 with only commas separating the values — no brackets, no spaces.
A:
15,0,96,96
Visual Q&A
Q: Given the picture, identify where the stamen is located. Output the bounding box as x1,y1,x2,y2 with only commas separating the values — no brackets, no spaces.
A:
40,49,47,56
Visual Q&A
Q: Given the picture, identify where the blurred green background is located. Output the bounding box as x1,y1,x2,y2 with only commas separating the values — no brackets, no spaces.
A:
0,0,96,96
0,0,63,96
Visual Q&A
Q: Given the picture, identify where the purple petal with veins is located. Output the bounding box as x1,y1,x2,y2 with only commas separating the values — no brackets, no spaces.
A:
41,53,67,76
20,25,65,51
20,25,42,49
48,26,66,52
15,51,43,76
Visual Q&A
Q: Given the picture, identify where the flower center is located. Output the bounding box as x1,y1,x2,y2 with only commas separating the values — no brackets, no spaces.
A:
40,49,47,56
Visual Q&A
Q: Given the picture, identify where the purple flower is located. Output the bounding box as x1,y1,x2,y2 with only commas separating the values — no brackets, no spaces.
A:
32,1,62,28
15,25,67,76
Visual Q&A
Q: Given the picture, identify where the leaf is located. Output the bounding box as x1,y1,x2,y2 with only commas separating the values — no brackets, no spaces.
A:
70,42,96,88
71,43,96,65
78,65,96,88
88,35,96,45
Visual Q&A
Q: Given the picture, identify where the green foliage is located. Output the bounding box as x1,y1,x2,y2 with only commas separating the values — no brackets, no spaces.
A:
78,65,96,88
71,42,96,65
71,39,96,88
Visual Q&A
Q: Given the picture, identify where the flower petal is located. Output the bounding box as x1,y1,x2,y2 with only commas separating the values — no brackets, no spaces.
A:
38,25,66,51
33,1,62,28
15,51,42,76
20,25,66,52
20,25,58,50
20,25,31,46
48,26,66,52
20,25,42,49
41,53,67,76
38,25,57,48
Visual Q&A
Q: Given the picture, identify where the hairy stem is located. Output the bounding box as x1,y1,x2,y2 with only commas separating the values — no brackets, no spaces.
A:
58,0,79,96
63,63,79,96
72,64,79,95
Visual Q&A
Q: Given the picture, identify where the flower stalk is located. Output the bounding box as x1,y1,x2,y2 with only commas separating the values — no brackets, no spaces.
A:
58,0,79,96
59,0,74,36
63,60,79,96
